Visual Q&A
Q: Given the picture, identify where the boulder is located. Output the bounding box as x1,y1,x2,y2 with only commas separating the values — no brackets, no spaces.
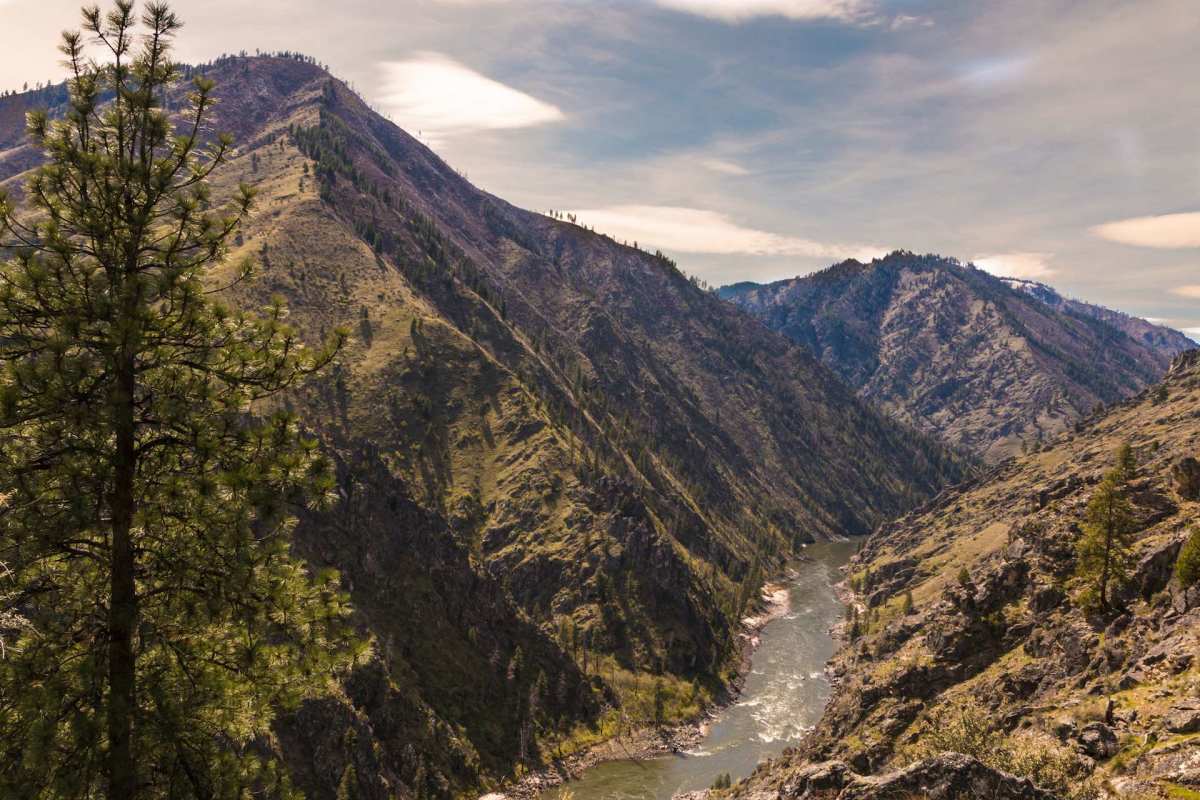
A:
1076,722,1118,760
778,760,857,796
1121,533,1185,604
1117,668,1147,690
1172,456,1200,500
1051,717,1076,741
1164,705,1200,734
1172,580,1200,614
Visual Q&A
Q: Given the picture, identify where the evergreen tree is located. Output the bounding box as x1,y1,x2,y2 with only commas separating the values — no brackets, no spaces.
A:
336,765,360,800
0,4,363,797
1114,441,1137,483
653,677,667,727
1075,472,1137,611
1176,525,1200,588
956,567,972,589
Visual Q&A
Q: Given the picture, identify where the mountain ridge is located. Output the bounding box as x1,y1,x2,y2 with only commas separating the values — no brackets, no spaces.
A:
1000,276,1195,354
720,253,1187,462
0,55,966,798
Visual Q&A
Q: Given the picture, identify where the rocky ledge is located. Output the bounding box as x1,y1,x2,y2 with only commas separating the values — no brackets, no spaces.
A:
689,753,1061,800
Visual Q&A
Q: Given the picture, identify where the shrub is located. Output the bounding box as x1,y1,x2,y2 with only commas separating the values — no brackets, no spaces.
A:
904,702,1100,800
956,567,972,589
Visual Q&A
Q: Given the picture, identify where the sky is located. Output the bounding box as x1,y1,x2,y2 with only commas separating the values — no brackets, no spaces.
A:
1,0,1198,337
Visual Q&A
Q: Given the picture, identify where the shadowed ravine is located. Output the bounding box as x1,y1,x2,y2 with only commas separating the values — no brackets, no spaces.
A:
542,541,857,800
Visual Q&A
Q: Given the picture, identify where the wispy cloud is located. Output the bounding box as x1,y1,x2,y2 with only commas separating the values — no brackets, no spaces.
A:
1090,212,1200,249
376,53,564,142
1184,328,1200,343
1170,285,1200,299
973,252,1056,280
890,14,934,31
569,205,884,260
700,158,750,176
650,0,874,23
957,55,1033,88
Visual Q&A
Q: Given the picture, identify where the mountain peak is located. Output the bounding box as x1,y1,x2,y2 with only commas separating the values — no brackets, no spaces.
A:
722,254,1190,462
0,54,969,796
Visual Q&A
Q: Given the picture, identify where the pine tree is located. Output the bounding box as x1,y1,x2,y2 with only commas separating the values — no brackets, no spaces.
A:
901,589,914,615
653,677,667,727
1114,441,1137,483
1076,471,1137,611
956,567,972,589
0,4,364,797
336,765,360,800
1175,526,1200,588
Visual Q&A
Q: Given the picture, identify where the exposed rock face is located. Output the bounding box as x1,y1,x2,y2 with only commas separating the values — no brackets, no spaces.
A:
721,254,1191,462
729,754,1061,800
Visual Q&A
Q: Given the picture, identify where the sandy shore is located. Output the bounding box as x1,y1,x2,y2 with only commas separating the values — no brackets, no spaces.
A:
488,572,799,800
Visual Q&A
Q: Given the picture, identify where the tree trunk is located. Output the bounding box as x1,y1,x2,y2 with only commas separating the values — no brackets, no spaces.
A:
108,353,138,800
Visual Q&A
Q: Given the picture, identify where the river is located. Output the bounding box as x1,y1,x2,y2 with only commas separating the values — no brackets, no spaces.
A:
542,540,857,800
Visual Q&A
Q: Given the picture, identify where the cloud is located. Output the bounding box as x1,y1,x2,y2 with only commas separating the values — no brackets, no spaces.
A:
700,158,750,176
650,0,874,23
568,205,885,260
973,252,1056,280
1184,328,1200,343
1090,212,1200,249
1171,285,1200,299
957,55,1033,88
890,14,934,30
376,53,564,141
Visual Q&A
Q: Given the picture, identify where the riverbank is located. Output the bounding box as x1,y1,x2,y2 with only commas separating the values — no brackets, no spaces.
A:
487,571,802,800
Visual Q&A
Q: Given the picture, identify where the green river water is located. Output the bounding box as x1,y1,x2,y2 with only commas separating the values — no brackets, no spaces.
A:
542,540,857,800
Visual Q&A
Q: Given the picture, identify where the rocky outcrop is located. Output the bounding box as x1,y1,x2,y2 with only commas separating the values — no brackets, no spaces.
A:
1164,702,1200,735
729,754,1061,800
1171,456,1200,500
1075,722,1118,760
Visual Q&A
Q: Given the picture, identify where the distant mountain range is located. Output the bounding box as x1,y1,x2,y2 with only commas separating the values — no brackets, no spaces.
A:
721,253,1192,462
0,57,963,797
999,276,1195,353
